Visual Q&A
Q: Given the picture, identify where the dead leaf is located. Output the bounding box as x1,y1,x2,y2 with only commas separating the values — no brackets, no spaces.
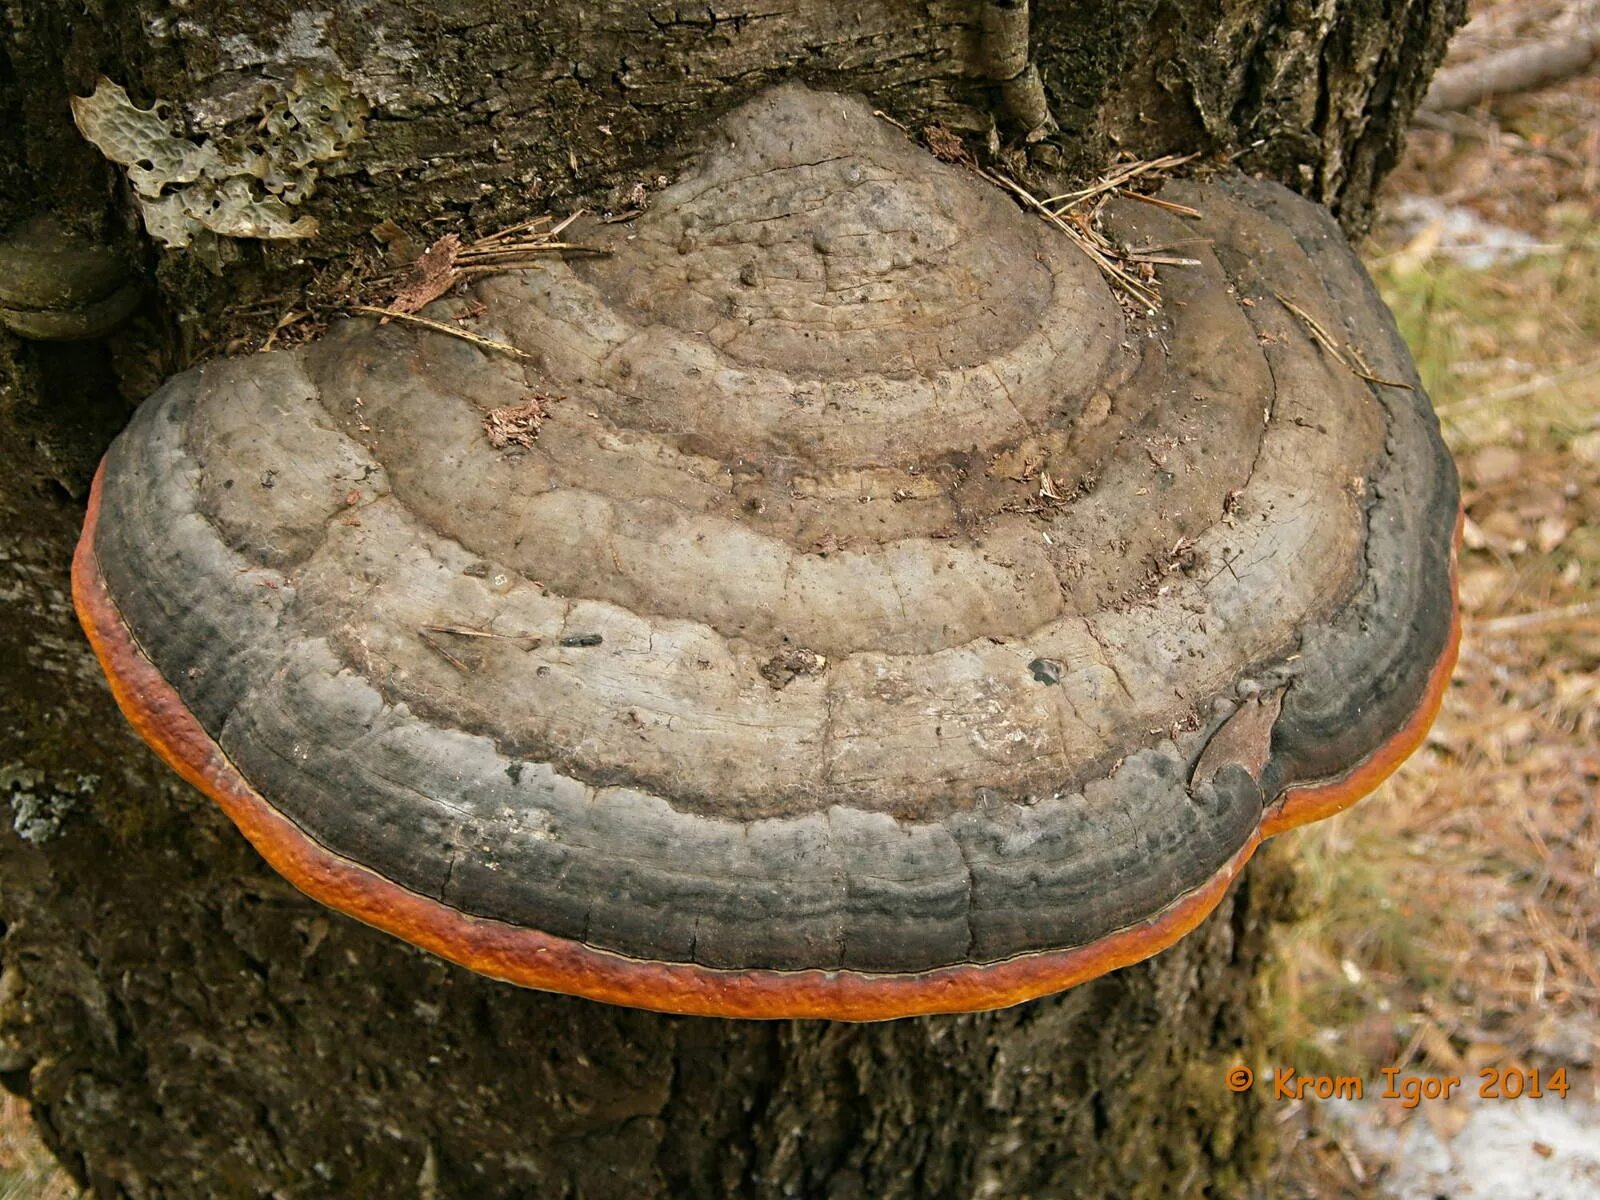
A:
1571,431,1600,467
1468,445,1523,486
1535,514,1571,553
388,233,462,315
1421,1096,1471,1145
1416,1019,1467,1074
923,124,975,167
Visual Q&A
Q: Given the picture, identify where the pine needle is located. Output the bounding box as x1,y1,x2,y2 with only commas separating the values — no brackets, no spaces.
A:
352,306,535,361
1275,293,1415,390
1041,152,1201,208
982,168,1161,308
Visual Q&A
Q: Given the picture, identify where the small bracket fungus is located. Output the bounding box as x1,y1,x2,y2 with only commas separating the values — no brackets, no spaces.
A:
74,85,1460,1019
0,217,139,341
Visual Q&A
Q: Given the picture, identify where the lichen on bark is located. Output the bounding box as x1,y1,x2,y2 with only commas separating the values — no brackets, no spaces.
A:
70,73,368,248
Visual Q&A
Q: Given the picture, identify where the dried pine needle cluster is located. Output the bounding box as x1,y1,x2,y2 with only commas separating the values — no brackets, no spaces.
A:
919,120,1200,312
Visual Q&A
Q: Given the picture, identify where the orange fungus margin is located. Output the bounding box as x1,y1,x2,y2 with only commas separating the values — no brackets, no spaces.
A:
72,465,1461,1019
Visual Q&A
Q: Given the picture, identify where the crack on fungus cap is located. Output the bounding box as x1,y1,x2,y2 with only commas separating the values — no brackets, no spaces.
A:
75,84,1460,1019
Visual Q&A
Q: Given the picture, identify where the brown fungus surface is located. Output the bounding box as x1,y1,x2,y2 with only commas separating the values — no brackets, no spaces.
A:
74,85,1459,1019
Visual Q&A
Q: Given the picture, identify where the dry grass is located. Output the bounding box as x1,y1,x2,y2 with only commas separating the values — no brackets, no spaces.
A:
0,1097,72,1200
1271,3,1600,1189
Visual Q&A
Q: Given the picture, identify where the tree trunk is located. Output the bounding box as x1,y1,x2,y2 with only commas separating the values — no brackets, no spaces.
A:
1,2,1459,1196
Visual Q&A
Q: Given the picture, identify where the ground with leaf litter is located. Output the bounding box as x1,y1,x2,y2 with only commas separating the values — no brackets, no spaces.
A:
1270,0,1600,1194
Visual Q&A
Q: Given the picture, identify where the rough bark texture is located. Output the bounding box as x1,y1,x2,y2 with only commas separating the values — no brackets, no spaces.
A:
1,2,1459,1196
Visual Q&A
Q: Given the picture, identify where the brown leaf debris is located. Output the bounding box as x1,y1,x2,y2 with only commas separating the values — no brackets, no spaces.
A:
923,123,977,168
386,233,462,316
760,648,829,689
483,394,558,449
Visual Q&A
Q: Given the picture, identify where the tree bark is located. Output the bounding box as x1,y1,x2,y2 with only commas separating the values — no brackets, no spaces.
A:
2,2,1459,1196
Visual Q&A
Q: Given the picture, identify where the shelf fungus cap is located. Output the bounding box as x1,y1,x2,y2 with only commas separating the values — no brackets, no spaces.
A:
1,216,140,341
74,85,1460,1019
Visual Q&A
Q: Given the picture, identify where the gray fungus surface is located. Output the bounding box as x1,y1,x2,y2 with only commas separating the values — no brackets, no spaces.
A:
88,85,1458,977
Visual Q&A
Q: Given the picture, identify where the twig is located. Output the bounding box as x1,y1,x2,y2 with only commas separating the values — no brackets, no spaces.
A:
1117,190,1203,218
370,210,604,308
455,243,599,260
1471,600,1600,636
1276,293,1347,356
1421,27,1600,111
1274,293,1414,389
1411,109,1588,165
352,306,535,361
261,307,309,352
1123,238,1213,253
1015,153,1202,306
473,214,552,243
1041,153,1199,208
1123,253,1203,267
1369,236,1585,266
473,210,584,247
1437,356,1600,414
422,624,543,648
1342,342,1415,391
417,628,470,672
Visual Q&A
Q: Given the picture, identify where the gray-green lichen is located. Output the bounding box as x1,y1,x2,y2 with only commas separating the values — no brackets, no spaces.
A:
70,73,368,248
4,767,97,843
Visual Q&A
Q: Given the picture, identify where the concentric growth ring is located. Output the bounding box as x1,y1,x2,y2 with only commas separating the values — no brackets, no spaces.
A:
75,84,1459,1017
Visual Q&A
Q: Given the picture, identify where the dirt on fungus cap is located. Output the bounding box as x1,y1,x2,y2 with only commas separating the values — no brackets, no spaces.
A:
73,84,1460,1020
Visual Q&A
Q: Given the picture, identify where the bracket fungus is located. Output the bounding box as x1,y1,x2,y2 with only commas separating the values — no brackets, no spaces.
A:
74,85,1460,1019
0,217,139,341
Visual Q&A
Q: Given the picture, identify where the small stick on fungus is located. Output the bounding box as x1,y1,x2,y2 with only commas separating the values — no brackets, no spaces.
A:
1274,292,1414,390
352,306,536,361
